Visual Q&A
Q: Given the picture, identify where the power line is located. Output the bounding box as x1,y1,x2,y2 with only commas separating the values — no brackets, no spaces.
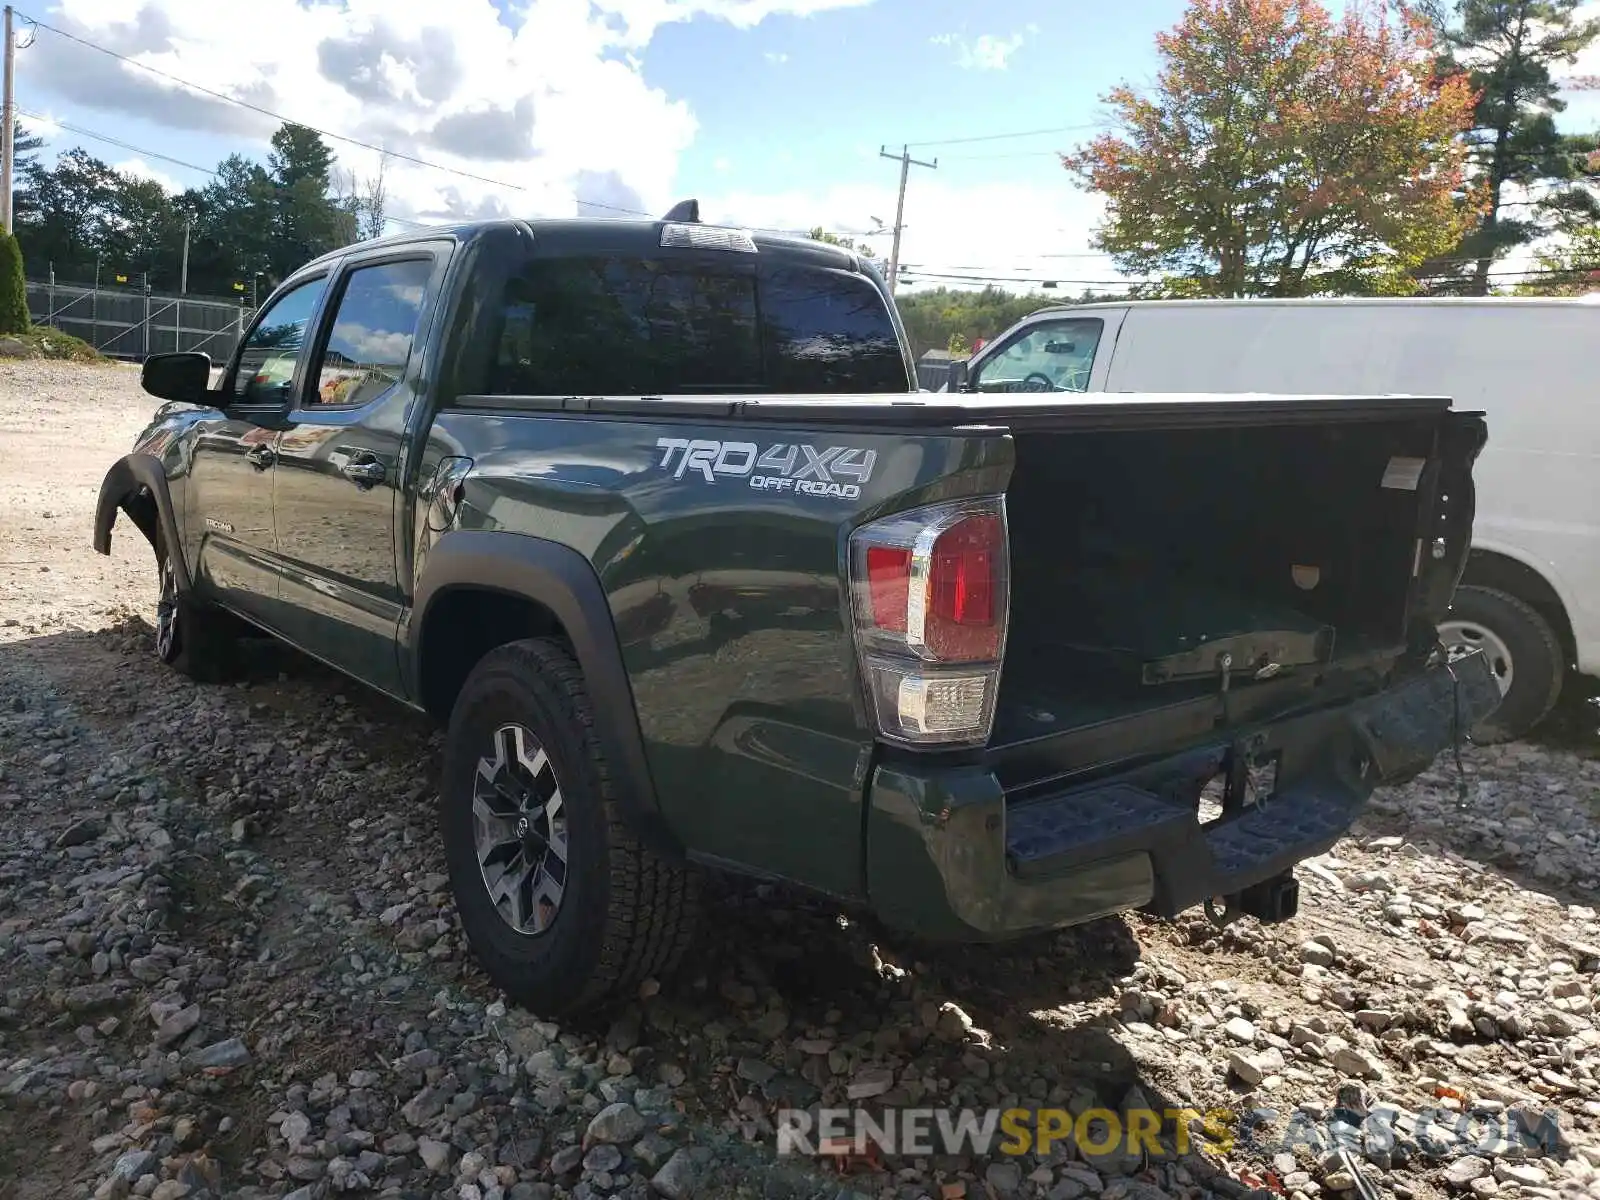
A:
16,10,655,219
16,12,887,242
19,107,216,176
939,149,1073,162
17,106,435,231
905,123,1105,149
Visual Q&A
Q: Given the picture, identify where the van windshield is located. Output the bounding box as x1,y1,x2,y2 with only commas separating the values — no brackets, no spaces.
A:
487,256,910,395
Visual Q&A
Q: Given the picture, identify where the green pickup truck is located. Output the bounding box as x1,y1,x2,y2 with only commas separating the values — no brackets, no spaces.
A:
95,210,1502,1014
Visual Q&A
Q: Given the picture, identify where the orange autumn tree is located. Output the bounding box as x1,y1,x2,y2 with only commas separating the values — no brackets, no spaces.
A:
1064,0,1481,296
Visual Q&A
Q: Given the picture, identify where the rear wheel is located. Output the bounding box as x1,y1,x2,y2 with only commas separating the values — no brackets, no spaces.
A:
1439,585,1564,743
440,638,699,1015
154,540,240,683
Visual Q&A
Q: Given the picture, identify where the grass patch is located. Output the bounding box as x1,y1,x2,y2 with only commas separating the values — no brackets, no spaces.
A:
0,327,109,362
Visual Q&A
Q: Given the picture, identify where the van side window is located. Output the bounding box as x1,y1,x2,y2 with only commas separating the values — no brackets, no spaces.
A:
973,318,1104,394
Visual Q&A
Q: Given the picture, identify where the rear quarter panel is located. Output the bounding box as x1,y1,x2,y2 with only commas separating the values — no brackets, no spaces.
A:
428,408,1012,898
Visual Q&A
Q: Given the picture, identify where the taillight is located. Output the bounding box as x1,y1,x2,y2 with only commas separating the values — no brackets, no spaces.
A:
848,497,1009,746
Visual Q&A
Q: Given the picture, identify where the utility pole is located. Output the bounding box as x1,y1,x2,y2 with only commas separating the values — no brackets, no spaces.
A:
878,144,936,292
180,218,190,294
2,6,15,234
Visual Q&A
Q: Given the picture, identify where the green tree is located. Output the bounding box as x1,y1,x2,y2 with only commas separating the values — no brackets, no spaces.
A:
1514,222,1600,293
1065,0,1480,297
266,124,357,282
807,227,876,258
892,286,1109,360
1420,0,1600,293
0,231,29,334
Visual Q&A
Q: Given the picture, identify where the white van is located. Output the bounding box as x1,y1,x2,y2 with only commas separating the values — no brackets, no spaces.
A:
956,297,1600,741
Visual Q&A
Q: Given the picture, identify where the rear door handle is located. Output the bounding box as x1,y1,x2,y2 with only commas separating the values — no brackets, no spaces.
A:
245,445,274,470
341,457,386,487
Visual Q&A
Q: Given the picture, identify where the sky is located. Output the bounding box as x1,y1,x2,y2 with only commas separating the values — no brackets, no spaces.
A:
13,0,1600,297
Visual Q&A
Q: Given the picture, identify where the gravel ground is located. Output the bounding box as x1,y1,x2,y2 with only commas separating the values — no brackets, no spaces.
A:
1,360,1598,1200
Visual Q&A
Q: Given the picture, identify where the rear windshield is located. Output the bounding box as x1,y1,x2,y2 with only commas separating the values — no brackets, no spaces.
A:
487,255,909,395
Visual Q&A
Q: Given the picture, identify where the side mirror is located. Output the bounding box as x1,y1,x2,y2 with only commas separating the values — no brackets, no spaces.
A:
947,360,970,392
141,352,212,404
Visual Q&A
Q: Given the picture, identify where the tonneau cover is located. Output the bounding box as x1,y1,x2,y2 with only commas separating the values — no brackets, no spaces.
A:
454,391,1457,430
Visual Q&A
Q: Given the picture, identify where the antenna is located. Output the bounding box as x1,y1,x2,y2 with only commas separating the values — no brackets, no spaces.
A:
661,199,700,223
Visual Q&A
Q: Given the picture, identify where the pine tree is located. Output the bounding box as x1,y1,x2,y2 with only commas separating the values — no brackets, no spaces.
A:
0,231,30,335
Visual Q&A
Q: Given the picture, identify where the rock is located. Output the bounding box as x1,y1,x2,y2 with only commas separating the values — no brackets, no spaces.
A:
57,815,104,848
633,1133,675,1171
402,1084,449,1125
281,1110,312,1148
154,1004,201,1047
551,1145,585,1176
651,1149,698,1200
112,1151,157,1181
1493,1163,1546,1188
1229,1047,1285,1086
1446,1158,1492,1189
584,1144,624,1173
1301,941,1336,967
185,1037,249,1071
985,1162,1024,1195
847,1066,895,1098
735,1057,778,1087
149,1183,190,1200
0,337,31,357
749,1007,790,1040
935,1001,976,1042
1331,1046,1383,1079
587,1102,647,1147
1224,1017,1257,1044
418,1137,452,1173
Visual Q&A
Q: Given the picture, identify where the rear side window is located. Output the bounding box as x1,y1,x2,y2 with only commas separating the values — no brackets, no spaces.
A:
491,257,762,395
761,267,908,392
486,255,906,395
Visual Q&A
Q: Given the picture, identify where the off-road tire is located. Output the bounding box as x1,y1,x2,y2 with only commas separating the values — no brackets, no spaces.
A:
440,637,700,1015
154,536,241,683
1443,585,1564,744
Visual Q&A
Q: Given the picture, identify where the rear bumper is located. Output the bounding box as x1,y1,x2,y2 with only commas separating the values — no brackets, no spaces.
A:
863,649,1502,940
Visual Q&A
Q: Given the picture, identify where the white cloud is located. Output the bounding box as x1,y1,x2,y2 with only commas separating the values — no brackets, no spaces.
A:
25,0,874,225
930,30,1029,71
704,178,1124,295
765,51,790,63
114,157,180,192
1561,2,1600,79
21,111,62,139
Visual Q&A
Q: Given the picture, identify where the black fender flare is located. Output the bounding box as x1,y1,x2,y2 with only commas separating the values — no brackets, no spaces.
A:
409,530,679,856
93,453,190,591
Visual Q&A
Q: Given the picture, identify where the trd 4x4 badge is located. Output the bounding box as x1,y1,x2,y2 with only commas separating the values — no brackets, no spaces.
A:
655,437,877,500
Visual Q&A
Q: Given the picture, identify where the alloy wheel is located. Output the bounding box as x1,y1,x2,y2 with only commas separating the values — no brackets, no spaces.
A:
155,556,179,661
472,723,569,936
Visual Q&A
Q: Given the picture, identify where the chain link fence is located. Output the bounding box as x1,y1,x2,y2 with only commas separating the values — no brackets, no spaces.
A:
26,279,255,362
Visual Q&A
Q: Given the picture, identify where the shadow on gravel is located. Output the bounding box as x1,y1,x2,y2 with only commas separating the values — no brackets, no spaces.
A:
1349,673,1600,909
1526,673,1600,760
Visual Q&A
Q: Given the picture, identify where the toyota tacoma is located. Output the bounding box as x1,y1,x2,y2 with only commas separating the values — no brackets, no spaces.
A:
93,209,1502,1014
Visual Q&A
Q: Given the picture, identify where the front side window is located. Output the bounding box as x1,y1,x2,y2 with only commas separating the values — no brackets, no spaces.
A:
972,318,1104,394
231,277,327,406
311,259,434,407
490,257,761,395
761,267,908,392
